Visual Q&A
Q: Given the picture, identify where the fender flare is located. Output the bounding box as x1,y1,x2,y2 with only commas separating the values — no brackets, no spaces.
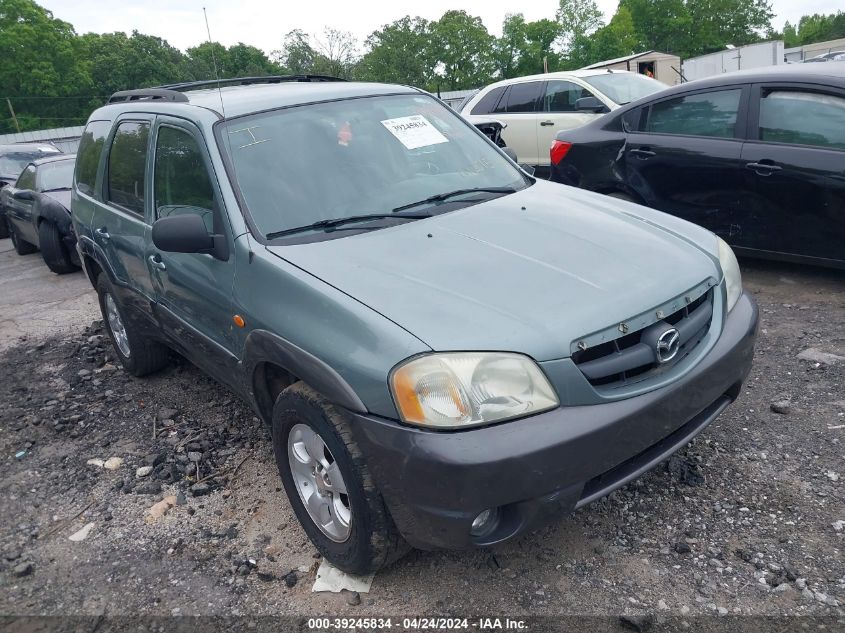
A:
34,196,73,235
77,234,118,287
243,329,367,415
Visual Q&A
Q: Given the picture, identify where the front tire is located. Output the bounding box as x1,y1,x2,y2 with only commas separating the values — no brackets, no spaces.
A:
8,219,37,255
38,221,79,274
95,273,169,377
272,383,409,574
0,214,8,239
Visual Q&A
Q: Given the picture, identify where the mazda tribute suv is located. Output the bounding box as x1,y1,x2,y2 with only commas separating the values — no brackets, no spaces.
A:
71,75,758,574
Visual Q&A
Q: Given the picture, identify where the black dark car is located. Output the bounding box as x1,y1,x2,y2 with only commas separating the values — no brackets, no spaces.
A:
0,142,62,238
1,154,80,274
550,63,845,268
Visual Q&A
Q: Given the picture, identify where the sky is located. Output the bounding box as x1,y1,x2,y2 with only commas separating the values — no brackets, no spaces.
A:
40,0,842,55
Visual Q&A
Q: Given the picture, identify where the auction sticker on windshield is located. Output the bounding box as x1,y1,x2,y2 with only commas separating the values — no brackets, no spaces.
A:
380,115,448,150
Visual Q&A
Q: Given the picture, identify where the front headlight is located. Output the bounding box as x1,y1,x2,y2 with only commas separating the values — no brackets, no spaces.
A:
390,352,559,428
717,237,742,312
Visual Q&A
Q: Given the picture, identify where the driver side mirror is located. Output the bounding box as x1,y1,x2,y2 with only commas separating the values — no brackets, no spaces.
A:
152,214,229,260
575,96,610,114
13,190,34,201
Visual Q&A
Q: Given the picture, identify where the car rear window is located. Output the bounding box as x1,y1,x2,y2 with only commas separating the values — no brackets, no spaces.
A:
759,90,845,150
75,120,111,197
107,121,150,215
645,89,741,139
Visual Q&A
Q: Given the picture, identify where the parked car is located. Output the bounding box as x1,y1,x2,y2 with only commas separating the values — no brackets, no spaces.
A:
460,70,668,174
550,63,845,269
803,51,845,62
73,75,757,574
2,154,80,273
0,143,62,238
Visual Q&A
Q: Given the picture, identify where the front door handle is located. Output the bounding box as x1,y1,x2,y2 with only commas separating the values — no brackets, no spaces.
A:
746,161,782,175
95,227,110,240
629,148,656,158
540,120,555,126
148,254,166,271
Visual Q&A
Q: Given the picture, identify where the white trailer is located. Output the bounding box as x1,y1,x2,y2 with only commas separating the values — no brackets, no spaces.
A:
681,41,784,82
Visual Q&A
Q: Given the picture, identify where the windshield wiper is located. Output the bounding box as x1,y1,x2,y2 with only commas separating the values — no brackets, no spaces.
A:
266,212,432,239
392,186,518,213
42,187,71,193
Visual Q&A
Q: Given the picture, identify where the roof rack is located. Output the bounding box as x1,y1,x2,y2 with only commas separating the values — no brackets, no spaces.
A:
106,75,347,104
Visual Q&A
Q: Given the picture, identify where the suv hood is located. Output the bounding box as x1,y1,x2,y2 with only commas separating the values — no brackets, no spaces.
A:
267,181,720,361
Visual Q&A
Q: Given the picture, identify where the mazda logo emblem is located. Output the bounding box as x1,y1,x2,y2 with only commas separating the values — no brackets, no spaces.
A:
655,328,680,363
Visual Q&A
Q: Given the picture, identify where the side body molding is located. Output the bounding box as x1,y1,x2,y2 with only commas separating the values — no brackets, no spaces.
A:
243,329,367,414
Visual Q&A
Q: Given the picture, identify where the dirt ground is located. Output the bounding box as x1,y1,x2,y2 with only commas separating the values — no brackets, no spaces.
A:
1,241,843,628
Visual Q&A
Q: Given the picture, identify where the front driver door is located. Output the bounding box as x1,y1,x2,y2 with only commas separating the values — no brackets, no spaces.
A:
537,80,605,167
624,86,751,238
738,83,845,263
146,117,239,385
6,164,37,243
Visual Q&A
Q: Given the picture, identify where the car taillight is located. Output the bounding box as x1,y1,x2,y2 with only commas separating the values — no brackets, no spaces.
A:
550,140,572,165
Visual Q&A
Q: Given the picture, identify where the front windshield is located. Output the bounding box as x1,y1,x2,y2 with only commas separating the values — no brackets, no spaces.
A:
39,159,74,191
0,151,58,178
583,73,668,105
219,93,528,238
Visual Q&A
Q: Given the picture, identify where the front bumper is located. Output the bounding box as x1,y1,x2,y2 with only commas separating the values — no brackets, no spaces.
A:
349,291,758,550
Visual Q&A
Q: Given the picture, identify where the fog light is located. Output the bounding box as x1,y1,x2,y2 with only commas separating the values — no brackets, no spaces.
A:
470,508,499,537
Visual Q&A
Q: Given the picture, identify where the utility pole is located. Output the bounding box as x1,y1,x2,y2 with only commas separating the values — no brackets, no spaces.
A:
543,56,549,73
6,98,21,133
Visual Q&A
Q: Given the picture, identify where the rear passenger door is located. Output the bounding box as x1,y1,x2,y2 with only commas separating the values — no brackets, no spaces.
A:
624,86,751,238
739,83,845,262
94,116,157,333
147,117,239,384
491,81,545,166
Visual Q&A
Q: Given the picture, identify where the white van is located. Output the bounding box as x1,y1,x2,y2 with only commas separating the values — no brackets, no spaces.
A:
460,70,667,171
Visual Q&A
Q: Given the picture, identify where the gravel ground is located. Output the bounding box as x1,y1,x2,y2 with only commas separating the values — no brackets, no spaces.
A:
0,258,843,628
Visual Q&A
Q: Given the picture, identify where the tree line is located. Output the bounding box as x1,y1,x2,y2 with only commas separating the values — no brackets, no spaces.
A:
1,0,843,133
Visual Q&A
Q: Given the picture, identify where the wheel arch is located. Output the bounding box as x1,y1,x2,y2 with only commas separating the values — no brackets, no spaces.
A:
245,329,367,424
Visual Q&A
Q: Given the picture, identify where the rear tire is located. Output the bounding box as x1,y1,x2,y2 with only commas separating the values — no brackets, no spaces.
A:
95,273,170,377
272,382,410,574
38,221,79,274
8,219,37,255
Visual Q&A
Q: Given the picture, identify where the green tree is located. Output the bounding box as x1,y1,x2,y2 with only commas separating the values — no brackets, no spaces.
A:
0,0,93,131
311,28,358,79
583,6,640,66
275,29,317,74
557,0,605,67
359,17,435,87
430,10,495,90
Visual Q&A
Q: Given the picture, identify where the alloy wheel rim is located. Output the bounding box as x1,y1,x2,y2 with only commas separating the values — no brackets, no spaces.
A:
287,423,351,542
104,293,131,358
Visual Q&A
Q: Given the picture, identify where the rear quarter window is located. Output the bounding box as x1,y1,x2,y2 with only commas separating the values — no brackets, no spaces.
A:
471,86,506,115
75,120,111,197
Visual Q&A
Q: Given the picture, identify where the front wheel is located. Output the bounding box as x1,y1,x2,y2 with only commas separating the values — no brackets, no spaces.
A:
95,273,169,377
38,221,79,274
272,383,409,574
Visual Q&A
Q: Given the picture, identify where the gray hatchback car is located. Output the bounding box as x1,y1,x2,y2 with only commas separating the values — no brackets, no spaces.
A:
72,76,758,574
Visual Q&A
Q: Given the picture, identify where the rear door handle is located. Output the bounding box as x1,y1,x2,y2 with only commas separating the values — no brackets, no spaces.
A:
540,120,555,126
629,148,656,158
95,227,110,240
148,254,166,271
746,161,782,175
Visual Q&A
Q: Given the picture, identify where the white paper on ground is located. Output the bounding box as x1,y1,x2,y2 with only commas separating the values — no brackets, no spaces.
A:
380,115,448,150
68,522,95,542
311,560,374,593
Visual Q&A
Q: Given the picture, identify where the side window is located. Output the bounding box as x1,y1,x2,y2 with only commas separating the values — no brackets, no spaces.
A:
75,120,111,197
645,89,742,139
543,80,593,112
759,89,845,150
107,121,150,215
503,82,543,113
16,165,36,190
154,126,216,232
471,86,507,115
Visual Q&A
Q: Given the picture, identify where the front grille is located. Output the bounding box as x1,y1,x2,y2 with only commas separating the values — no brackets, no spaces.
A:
572,289,714,389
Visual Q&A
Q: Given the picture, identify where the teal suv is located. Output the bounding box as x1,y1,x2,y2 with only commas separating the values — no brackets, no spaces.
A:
72,76,758,574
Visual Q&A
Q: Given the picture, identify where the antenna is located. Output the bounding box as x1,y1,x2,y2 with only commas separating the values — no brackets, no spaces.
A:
203,7,227,120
